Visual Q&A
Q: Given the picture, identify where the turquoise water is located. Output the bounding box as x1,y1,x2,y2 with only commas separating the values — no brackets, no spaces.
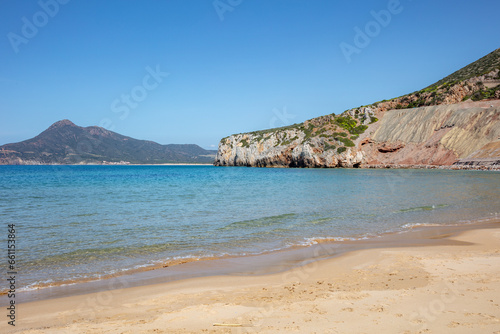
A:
0,165,499,291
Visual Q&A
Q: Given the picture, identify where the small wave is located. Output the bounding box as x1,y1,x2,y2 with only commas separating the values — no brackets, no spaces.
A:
218,213,296,231
400,222,443,229
72,213,98,217
396,204,448,213
14,254,224,292
34,241,188,265
304,217,332,225
299,235,371,246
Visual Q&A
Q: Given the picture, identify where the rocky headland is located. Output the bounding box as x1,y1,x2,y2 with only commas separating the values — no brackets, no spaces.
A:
215,48,500,169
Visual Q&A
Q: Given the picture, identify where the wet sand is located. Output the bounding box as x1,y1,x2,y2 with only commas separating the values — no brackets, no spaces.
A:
2,221,500,333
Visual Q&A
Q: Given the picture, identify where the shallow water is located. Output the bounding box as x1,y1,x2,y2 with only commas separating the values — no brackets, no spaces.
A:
0,165,498,291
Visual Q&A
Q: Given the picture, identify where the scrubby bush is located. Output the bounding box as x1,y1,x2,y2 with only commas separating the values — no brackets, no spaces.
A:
349,124,368,135
335,137,355,147
324,143,336,151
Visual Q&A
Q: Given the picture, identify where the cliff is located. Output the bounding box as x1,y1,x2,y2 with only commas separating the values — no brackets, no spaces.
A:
215,48,500,169
215,101,500,168
214,109,374,168
359,101,500,167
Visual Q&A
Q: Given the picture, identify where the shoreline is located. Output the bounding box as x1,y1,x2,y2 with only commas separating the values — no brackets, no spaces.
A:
2,220,499,332
0,163,215,166
1,163,499,170
361,163,500,171
2,218,499,305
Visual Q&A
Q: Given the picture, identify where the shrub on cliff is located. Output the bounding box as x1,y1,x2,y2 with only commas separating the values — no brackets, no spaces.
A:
470,84,500,101
324,143,336,151
334,116,357,131
334,116,368,135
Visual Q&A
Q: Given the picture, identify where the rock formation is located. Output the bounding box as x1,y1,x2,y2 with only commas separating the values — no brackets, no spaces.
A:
215,48,500,169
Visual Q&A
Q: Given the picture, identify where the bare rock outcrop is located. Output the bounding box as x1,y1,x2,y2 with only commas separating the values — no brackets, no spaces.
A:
215,101,500,168
359,101,500,166
214,128,364,168
215,49,500,169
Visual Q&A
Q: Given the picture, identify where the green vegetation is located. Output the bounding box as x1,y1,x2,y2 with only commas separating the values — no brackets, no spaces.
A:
336,137,355,147
334,116,357,131
361,48,500,111
303,123,315,140
337,147,346,154
350,124,368,135
427,48,500,88
241,139,250,148
246,123,302,136
240,112,371,151
324,143,336,151
280,135,299,147
469,84,500,101
334,115,369,135
406,98,427,109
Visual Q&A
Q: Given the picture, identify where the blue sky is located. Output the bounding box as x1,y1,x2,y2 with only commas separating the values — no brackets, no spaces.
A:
1,0,499,149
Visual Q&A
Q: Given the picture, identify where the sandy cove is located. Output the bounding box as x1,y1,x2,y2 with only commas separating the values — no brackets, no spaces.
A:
3,224,500,333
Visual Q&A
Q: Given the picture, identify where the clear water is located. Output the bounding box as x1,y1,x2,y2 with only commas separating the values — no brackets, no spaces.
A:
0,165,499,291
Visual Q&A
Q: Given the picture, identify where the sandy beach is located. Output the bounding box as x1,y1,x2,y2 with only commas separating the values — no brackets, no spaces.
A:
3,223,500,333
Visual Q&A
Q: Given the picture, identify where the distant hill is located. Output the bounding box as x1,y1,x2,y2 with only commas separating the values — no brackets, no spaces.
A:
0,120,216,165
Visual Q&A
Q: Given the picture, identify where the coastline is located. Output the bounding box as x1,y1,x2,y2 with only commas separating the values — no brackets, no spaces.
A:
2,220,499,333
0,163,215,166
1,163,499,170
3,217,498,303
362,163,500,171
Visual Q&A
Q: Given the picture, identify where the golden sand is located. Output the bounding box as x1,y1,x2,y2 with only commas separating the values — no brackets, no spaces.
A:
2,225,500,333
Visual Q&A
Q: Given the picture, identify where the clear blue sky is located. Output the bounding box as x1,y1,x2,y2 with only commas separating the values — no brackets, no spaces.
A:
1,0,499,149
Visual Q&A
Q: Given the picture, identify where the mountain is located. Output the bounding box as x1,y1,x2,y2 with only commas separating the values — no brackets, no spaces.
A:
214,48,500,169
0,120,216,165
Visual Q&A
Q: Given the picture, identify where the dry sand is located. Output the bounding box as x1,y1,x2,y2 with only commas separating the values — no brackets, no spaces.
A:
3,225,500,333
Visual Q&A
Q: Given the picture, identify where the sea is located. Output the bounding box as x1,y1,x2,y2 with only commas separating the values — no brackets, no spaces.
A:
0,165,499,293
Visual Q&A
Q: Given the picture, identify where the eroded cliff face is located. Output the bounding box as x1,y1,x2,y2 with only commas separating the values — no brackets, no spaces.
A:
214,100,500,168
215,56,500,168
360,100,500,166
214,128,364,168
